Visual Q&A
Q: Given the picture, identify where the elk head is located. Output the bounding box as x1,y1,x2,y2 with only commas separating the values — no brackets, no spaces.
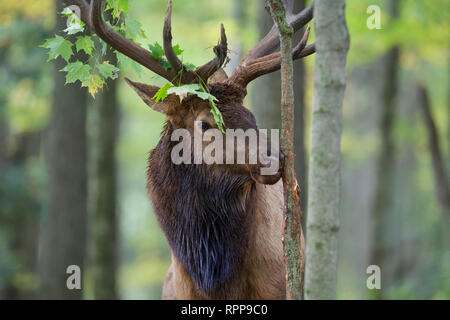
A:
64,0,315,184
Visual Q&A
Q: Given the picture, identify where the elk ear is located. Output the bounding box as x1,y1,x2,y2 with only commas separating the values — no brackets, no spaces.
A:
124,77,178,115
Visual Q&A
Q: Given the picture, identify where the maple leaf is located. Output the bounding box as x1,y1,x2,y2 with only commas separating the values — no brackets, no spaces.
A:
82,74,105,97
41,35,73,62
152,83,172,103
96,61,120,80
75,36,94,55
61,61,91,84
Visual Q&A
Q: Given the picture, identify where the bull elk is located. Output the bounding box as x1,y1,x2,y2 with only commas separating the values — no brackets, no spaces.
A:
64,0,315,299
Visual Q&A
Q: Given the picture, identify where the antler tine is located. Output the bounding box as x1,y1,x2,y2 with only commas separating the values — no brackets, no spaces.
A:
90,0,178,81
194,24,228,82
163,0,183,75
63,0,228,85
228,25,315,88
241,1,314,62
227,2,315,89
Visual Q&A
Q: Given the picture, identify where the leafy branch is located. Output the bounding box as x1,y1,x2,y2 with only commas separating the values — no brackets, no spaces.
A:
42,2,199,99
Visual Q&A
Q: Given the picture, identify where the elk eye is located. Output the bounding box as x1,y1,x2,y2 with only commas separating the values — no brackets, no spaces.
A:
200,121,211,132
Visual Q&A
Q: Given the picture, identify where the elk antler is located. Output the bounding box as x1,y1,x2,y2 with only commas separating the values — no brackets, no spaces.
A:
62,0,228,84
227,0,315,89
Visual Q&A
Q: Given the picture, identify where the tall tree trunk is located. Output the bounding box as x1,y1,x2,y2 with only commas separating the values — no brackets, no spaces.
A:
90,47,119,300
38,0,88,299
252,0,308,214
417,84,450,248
304,0,350,300
369,0,400,299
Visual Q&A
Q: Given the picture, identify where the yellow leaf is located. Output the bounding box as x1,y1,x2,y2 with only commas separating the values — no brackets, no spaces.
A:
81,74,105,97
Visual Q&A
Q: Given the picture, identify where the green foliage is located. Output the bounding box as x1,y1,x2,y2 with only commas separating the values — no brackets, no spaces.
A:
75,36,94,55
96,61,120,80
106,0,129,19
148,41,197,72
208,99,224,133
152,82,171,103
42,3,199,97
126,19,146,42
153,83,225,132
60,61,91,84
41,35,73,62
173,44,184,56
41,3,143,97
148,42,164,61
167,84,202,100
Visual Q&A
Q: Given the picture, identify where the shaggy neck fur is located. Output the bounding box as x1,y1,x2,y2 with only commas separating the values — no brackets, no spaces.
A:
148,129,255,296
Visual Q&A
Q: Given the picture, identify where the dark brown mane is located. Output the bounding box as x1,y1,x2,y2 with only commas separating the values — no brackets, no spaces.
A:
147,126,256,296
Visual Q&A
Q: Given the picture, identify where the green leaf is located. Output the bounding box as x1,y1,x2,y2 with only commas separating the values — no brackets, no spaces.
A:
41,35,73,62
184,63,196,72
209,99,225,133
126,19,146,40
117,0,129,15
96,61,120,80
107,0,129,18
61,61,92,84
167,84,200,101
115,51,142,75
152,83,172,103
148,42,164,61
162,59,172,71
192,90,218,101
173,44,184,56
99,38,108,55
75,36,94,55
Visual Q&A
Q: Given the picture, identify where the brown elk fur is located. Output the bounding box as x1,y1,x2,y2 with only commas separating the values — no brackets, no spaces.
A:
127,81,295,299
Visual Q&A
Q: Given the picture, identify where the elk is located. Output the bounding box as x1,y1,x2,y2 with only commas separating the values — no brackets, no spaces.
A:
65,0,315,299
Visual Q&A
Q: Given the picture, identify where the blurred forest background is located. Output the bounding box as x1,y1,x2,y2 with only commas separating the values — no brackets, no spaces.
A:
0,0,448,299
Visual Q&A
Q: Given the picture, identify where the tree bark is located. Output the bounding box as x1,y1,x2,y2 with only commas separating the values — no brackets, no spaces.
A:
252,0,308,214
369,0,400,299
267,0,303,300
417,84,450,246
90,47,119,300
38,0,88,299
304,0,349,300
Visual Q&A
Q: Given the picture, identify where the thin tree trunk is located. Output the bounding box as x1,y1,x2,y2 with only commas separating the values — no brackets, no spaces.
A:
369,0,400,299
417,84,450,246
304,0,350,300
90,47,119,300
38,0,88,299
226,0,247,73
252,0,308,214
267,0,303,300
